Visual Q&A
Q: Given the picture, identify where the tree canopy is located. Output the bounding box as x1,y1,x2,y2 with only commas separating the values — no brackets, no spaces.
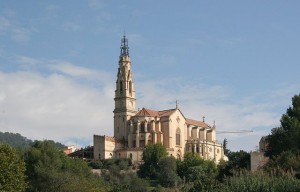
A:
138,143,168,179
24,140,106,192
0,144,27,192
267,94,300,157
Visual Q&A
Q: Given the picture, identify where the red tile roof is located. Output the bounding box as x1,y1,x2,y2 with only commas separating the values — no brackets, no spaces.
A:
135,108,159,117
136,108,209,128
135,108,176,117
186,118,209,127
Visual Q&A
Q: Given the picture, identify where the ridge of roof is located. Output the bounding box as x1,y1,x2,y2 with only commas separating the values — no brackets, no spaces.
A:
135,108,177,117
135,108,159,117
186,118,209,127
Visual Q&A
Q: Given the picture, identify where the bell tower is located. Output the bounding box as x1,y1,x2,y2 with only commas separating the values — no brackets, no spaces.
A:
113,35,137,141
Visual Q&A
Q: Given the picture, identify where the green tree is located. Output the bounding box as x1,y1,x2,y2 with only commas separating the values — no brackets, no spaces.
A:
223,138,229,155
157,156,181,187
177,152,204,179
177,152,219,192
100,160,149,192
264,151,300,176
24,140,106,192
267,94,300,157
0,144,27,192
217,150,250,181
138,143,168,179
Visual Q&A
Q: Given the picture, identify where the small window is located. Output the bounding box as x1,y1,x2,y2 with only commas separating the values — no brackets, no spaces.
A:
129,153,132,159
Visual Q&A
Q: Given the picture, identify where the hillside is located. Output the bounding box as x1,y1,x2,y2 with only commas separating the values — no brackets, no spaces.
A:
0,131,66,149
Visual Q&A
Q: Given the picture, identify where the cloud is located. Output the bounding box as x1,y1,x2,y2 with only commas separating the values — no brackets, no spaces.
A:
0,16,31,43
135,77,297,151
16,56,40,66
0,61,114,147
0,58,298,151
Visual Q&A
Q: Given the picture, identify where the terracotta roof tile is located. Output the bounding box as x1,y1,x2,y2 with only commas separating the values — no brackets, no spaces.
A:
135,108,176,117
158,109,176,117
186,118,209,127
135,108,159,117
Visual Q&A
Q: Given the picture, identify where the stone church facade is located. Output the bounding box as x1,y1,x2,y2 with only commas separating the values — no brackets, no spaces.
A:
94,36,226,164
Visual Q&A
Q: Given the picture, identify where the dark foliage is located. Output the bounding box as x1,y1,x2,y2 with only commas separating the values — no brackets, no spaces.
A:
217,150,250,181
266,94,300,157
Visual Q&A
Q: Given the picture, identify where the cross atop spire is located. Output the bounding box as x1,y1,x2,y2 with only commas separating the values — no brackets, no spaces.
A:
120,35,129,56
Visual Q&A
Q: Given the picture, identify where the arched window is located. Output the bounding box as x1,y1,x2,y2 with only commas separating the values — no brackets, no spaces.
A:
176,128,181,145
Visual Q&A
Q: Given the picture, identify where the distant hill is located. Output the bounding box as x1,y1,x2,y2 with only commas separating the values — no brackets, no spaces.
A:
0,131,66,149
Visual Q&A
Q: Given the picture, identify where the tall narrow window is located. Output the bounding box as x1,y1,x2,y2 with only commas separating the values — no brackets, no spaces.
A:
141,122,145,132
129,81,132,95
176,128,181,145
120,81,123,93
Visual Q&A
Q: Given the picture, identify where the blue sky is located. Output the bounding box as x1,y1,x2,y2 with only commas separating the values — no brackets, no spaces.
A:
0,1,299,151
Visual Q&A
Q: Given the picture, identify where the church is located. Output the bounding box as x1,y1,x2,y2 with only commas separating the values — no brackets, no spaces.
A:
93,36,226,164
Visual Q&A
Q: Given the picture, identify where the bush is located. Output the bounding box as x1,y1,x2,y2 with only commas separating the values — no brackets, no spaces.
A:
223,170,300,192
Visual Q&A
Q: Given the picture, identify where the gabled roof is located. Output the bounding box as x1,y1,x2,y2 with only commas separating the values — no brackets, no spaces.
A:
135,108,159,117
158,109,177,117
186,118,209,127
135,108,177,117
135,108,209,128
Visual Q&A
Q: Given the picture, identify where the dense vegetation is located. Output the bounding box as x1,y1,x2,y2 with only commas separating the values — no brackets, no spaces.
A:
0,132,32,148
1,94,300,191
265,94,300,177
1,141,107,192
0,131,66,149
0,144,27,192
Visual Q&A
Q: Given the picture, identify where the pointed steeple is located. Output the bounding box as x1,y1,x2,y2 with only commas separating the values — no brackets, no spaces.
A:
120,35,129,56
114,35,136,141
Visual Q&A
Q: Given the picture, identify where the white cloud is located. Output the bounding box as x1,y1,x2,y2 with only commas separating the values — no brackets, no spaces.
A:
0,59,297,151
16,56,40,66
135,77,297,151
0,62,114,147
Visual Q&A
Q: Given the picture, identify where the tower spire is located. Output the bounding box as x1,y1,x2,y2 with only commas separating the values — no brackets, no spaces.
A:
120,34,129,56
